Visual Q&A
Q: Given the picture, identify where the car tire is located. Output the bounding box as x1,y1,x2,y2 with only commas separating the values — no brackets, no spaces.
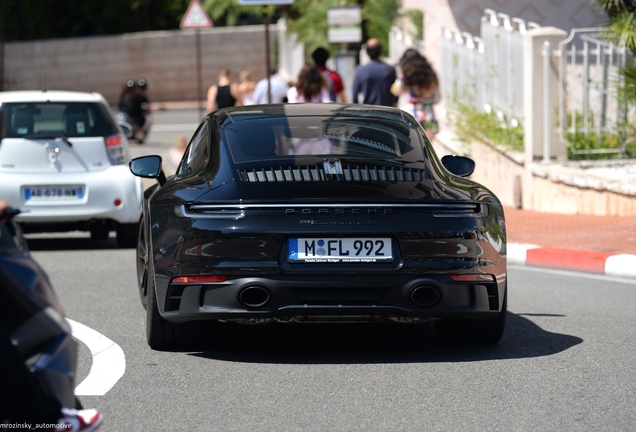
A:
146,264,212,351
136,216,148,310
116,222,139,248
146,271,184,351
435,286,507,345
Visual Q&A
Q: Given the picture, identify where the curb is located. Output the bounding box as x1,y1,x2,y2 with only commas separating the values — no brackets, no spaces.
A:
508,243,636,279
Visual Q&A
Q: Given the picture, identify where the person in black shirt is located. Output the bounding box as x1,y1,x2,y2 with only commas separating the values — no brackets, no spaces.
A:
206,69,243,113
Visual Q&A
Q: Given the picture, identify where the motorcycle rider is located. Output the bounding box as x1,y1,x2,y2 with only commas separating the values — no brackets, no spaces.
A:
0,200,103,431
118,79,152,143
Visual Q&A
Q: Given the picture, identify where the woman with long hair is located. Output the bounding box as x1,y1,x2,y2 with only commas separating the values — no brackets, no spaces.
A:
398,48,439,101
393,48,440,135
287,64,332,103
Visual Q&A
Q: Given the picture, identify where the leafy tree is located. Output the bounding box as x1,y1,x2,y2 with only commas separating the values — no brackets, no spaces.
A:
596,0,636,105
1,0,186,41
205,0,402,59
202,0,271,27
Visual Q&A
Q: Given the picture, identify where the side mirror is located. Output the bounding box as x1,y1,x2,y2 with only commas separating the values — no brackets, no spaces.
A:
129,155,166,186
441,155,475,177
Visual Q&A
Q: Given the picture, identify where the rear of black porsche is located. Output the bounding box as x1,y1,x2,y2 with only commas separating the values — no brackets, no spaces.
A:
150,107,507,328
152,188,506,326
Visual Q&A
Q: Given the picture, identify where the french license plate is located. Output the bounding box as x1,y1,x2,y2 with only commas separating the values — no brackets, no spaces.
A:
288,238,393,263
25,186,85,201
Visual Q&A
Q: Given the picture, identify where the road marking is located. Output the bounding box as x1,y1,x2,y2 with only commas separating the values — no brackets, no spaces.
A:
67,319,126,396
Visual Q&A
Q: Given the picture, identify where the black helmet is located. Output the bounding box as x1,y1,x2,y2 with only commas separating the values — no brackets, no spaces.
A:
137,79,147,90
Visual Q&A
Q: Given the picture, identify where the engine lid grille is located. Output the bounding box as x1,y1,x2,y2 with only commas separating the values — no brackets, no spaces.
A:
237,164,426,183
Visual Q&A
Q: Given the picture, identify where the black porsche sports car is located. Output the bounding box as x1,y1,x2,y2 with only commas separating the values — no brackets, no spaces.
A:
130,103,507,350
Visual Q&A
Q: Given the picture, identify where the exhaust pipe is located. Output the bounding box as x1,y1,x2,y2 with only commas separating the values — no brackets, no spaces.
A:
410,285,441,307
238,286,270,308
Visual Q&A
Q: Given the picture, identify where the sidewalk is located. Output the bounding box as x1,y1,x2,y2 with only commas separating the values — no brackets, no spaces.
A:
505,207,636,279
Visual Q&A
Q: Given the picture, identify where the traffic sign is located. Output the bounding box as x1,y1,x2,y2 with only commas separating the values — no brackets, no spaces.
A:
328,6,362,43
180,0,213,29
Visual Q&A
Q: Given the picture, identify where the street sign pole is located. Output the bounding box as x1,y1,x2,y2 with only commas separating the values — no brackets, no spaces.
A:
180,0,213,118
196,29,203,119
238,0,293,104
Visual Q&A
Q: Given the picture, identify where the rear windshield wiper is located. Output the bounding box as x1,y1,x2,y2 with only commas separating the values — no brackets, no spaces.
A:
22,135,73,147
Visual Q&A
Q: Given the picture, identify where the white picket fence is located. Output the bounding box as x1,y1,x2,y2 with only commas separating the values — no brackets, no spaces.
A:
439,8,634,158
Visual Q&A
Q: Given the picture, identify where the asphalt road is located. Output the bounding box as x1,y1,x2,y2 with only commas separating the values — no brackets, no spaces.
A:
28,237,636,431
22,109,636,431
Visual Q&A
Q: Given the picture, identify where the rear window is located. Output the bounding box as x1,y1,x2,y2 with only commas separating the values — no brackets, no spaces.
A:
1,102,118,139
223,115,425,164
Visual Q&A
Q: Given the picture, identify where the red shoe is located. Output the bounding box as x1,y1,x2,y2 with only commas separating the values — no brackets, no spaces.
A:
54,408,103,432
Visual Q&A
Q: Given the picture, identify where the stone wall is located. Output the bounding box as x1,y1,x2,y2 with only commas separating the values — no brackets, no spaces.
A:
3,26,273,105
531,166,636,216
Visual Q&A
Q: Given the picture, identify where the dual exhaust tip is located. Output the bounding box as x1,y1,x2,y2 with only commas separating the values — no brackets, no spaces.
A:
238,285,270,308
239,284,441,309
410,285,441,308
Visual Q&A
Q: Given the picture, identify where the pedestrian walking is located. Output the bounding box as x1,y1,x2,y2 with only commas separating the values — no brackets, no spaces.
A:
252,68,290,104
287,64,332,103
312,47,347,103
392,48,441,135
351,38,398,107
206,69,242,113
238,70,257,106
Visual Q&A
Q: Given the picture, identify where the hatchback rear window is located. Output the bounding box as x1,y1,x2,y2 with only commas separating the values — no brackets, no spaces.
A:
1,102,117,139
224,115,425,164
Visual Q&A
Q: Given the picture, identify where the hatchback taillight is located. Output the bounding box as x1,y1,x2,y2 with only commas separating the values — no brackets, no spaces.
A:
106,135,121,147
105,134,128,165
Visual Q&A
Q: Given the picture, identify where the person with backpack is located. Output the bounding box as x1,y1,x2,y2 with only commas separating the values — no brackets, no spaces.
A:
312,47,347,103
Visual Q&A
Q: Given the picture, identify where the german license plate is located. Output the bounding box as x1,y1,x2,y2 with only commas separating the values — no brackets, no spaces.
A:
24,186,85,201
288,238,393,263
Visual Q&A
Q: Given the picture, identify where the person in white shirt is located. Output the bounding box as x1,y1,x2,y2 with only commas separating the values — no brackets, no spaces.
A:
252,68,290,104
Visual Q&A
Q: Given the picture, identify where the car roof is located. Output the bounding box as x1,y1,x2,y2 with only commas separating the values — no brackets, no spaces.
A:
0,90,108,104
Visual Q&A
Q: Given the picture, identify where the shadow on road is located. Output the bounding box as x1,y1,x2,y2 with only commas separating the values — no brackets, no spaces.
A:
25,234,123,251
188,312,582,364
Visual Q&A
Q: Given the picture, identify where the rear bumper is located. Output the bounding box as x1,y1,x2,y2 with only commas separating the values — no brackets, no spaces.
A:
156,273,507,324
0,165,142,226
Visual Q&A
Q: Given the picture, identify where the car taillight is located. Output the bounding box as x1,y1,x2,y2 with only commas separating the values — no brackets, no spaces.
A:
105,135,121,147
450,274,496,282
105,134,128,165
171,275,228,283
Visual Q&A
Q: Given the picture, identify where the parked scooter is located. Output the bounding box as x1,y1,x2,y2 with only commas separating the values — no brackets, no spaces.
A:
0,206,102,430
117,79,153,144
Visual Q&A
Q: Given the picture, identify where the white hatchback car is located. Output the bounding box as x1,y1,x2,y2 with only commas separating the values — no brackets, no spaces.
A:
0,90,143,247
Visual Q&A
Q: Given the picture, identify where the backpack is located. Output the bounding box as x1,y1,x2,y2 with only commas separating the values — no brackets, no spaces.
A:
322,69,336,102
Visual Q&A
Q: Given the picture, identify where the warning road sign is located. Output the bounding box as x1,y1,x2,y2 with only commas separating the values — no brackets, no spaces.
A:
180,0,213,29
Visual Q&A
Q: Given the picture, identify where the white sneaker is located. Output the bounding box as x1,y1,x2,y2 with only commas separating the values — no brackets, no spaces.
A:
54,408,103,432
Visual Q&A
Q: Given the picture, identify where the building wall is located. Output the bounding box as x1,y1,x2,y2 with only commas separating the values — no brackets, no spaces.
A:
2,26,272,105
